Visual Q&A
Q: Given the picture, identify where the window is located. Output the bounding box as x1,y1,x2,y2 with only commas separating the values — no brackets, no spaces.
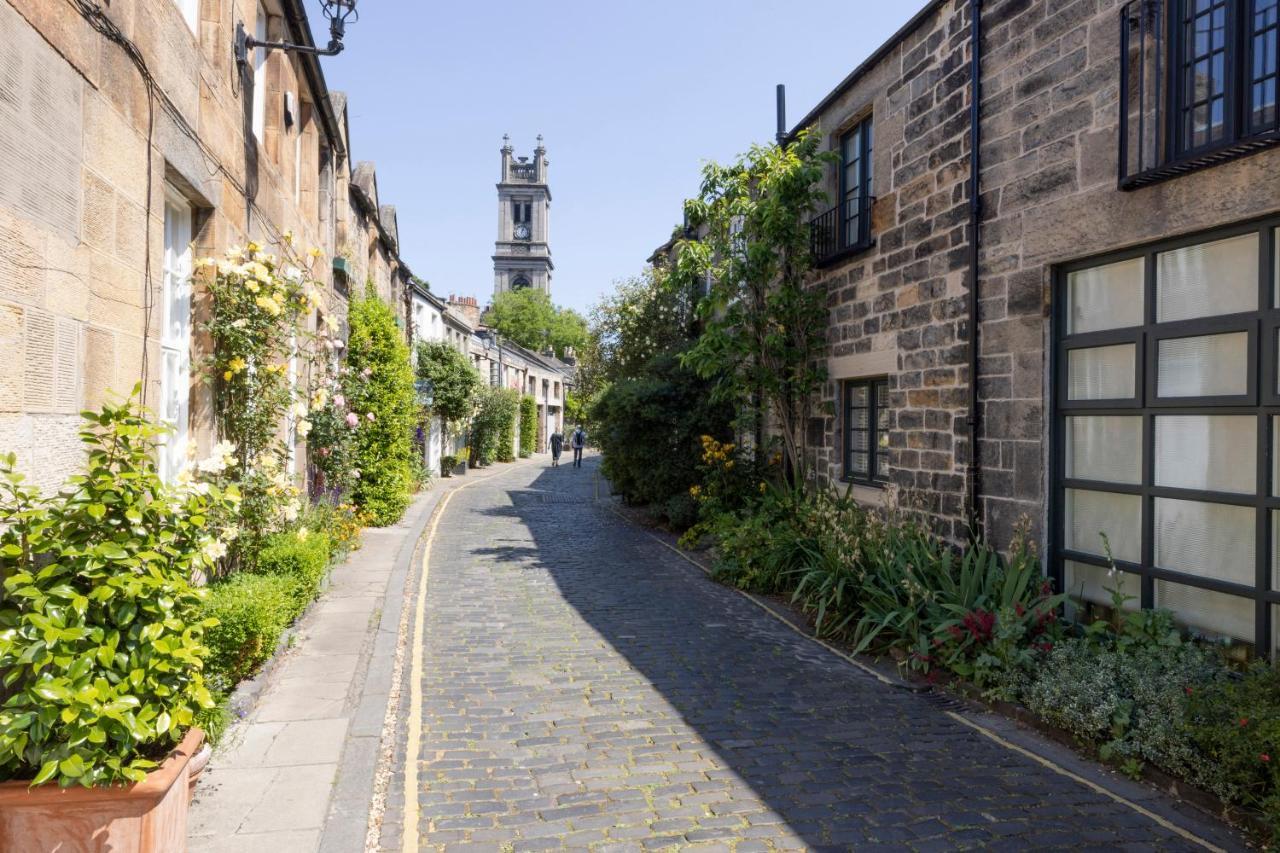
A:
251,5,267,142
840,118,873,250
810,116,873,265
511,274,530,290
1121,0,1280,185
159,190,194,484
1054,220,1280,657
512,199,531,224
843,378,889,484
174,0,198,32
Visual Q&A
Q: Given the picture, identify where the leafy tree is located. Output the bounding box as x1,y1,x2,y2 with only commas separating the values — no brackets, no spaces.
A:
680,129,835,488
588,264,699,387
345,288,417,525
415,341,482,448
486,289,588,358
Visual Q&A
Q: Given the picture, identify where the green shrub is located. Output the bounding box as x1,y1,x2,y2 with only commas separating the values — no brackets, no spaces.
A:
345,288,417,525
440,454,459,476
661,492,700,530
594,353,733,509
201,573,298,690
1187,662,1280,834
519,395,538,458
1025,637,1224,779
253,530,331,618
470,387,519,465
0,397,232,787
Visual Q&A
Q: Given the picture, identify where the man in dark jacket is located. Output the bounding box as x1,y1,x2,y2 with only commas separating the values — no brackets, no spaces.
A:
571,425,587,468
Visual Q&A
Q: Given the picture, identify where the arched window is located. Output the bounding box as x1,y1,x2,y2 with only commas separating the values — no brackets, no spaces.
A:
511,274,531,290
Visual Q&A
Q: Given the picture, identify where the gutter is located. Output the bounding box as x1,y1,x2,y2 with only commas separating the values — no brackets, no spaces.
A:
966,0,984,536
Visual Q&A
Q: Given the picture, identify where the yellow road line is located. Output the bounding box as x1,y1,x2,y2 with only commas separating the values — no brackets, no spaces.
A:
604,502,1228,852
400,461,530,853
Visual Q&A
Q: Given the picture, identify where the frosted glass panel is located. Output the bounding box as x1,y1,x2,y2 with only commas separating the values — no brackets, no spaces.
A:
1154,416,1256,494
1153,497,1254,586
1157,233,1258,322
1156,580,1254,643
1156,332,1248,397
1068,344,1136,400
1065,416,1142,484
1064,560,1140,609
1064,489,1141,562
1067,258,1145,334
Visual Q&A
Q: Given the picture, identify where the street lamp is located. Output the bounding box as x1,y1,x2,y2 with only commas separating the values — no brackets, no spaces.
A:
481,331,502,388
236,0,359,68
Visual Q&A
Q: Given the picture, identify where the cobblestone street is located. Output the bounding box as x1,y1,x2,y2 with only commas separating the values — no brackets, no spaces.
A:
393,457,1244,852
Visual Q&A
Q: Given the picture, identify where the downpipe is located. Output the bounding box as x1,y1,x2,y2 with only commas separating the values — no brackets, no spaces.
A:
966,0,984,539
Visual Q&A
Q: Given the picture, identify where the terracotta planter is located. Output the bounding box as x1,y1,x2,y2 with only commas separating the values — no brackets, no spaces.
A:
0,728,204,853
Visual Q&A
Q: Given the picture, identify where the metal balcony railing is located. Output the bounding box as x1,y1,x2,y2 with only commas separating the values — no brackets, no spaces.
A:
1119,0,1280,189
509,162,537,181
808,197,871,267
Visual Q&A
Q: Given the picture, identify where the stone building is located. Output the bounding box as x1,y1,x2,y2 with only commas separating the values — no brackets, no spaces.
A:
0,0,414,493
785,0,1280,657
493,135,553,298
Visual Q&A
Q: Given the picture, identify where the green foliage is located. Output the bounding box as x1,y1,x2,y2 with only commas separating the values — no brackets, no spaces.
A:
203,244,318,568
252,530,331,617
519,395,538,458
470,387,520,466
1026,638,1224,779
680,129,836,487
201,573,297,690
0,397,233,787
345,289,417,525
415,341,482,429
593,353,734,520
486,289,588,358
439,455,459,476
589,266,699,386
1187,662,1280,832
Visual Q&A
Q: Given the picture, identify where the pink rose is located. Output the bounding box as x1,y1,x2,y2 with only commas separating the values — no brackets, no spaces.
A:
366,411,375,422
346,412,359,428
334,394,345,408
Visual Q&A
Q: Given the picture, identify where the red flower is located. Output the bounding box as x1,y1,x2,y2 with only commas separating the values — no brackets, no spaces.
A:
1184,686,1194,696
1015,603,1026,617
1036,641,1054,653
947,625,965,641
1240,718,1249,728
962,608,996,643
1261,754,1271,763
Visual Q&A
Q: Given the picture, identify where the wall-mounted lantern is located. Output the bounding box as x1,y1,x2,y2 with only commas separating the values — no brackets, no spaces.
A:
236,0,359,69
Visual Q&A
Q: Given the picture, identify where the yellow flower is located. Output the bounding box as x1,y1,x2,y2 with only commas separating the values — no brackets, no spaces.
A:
228,357,247,373
308,247,323,259
282,230,294,245
246,241,261,254
255,295,282,316
247,262,270,281
246,281,260,293
223,370,233,381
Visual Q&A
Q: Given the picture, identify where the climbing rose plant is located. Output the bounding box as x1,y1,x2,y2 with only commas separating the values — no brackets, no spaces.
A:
201,241,323,569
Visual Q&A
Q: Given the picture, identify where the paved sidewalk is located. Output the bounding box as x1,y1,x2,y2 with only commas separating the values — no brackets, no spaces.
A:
188,462,532,852
382,456,1247,852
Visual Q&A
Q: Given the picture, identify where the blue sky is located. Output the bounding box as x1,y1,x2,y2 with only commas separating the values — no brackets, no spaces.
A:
305,1,922,314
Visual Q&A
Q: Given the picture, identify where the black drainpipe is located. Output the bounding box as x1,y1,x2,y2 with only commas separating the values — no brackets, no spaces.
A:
966,0,984,538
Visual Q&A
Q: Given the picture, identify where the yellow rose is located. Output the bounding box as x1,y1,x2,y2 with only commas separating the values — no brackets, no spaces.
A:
223,370,232,381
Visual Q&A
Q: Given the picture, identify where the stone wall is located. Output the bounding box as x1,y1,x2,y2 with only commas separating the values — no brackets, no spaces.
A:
0,0,419,492
976,0,1280,546
807,0,974,542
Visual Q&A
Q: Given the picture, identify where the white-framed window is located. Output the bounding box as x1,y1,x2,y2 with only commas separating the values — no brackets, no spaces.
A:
174,0,198,33
159,189,194,483
251,5,267,142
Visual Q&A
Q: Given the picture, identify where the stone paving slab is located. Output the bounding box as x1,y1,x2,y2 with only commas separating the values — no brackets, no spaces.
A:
386,455,1249,852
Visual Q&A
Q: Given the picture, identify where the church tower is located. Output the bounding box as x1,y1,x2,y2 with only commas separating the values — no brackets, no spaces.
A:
493,135,552,298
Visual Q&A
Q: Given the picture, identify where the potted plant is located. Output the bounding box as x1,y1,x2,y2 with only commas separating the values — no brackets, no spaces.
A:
439,454,458,478
0,395,235,851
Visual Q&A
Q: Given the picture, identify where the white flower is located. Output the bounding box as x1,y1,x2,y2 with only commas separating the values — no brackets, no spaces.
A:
297,419,312,438
365,411,375,422
202,539,228,562
282,500,300,522
351,469,361,479
224,525,240,542
292,401,309,418
297,527,309,542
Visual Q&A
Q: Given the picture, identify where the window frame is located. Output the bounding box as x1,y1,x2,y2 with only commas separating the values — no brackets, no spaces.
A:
251,5,268,142
842,377,890,486
1051,215,1280,657
159,188,194,484
839,118,873,253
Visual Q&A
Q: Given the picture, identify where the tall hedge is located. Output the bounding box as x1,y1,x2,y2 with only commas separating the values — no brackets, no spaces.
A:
471,387,520,465
345,289,417,525
519,395,538,457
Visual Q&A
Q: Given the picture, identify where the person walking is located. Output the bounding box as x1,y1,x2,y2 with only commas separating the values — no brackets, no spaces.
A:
549,429,564,467
571,424,587,468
